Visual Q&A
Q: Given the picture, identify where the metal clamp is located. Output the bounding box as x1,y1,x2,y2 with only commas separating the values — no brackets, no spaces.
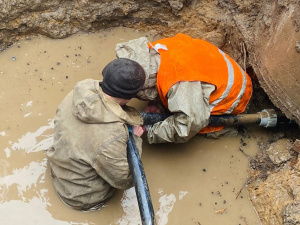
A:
259,109,277,127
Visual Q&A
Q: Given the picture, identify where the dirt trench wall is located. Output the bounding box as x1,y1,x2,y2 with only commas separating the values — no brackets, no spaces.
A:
247,138,300,225
0,0,263,69
1,0,263,60
0,0,230,48
1,0,300,224
248,0,300,125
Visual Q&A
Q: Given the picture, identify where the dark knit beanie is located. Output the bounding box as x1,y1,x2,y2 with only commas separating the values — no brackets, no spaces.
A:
101,58,146,99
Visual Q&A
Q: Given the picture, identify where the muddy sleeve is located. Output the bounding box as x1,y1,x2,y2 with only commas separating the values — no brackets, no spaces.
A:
92,132,142,189
147,81,215,144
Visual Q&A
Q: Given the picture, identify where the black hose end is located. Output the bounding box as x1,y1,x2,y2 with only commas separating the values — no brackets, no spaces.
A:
140,111,171,125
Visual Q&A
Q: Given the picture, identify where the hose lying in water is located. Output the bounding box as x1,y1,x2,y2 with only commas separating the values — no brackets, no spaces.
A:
127,127,155,225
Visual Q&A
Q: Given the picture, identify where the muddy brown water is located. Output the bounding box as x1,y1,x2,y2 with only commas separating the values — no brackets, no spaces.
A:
0,27,264,225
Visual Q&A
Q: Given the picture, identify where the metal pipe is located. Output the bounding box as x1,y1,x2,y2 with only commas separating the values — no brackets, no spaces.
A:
209,113,261,126
209,109,278,127
127,130,155,225
140,109,282,127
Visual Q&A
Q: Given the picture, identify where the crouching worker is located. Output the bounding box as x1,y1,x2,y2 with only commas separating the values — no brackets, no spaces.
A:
47,58,146,210
115,33,252,143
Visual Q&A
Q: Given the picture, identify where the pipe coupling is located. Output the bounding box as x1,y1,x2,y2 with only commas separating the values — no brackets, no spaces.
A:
259,109,277,127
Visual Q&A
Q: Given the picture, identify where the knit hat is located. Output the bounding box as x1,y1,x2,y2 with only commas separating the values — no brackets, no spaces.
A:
101,58,146,99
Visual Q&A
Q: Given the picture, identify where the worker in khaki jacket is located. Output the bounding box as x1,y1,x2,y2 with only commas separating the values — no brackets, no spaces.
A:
47,58,145,210
115,33,252,144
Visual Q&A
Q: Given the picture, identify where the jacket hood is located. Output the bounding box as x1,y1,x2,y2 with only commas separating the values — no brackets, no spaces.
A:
72,79,142,126
115,37,160,101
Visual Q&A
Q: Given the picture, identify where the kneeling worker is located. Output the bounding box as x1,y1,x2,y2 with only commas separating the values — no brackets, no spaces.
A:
47,58,145,210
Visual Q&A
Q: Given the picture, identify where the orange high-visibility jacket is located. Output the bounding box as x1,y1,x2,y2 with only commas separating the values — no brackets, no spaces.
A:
149,33,252,133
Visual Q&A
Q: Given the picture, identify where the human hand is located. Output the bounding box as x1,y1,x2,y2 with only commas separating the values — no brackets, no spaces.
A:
133,125,144,137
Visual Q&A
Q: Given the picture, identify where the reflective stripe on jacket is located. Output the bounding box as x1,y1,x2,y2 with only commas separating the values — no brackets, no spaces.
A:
149,33,252,133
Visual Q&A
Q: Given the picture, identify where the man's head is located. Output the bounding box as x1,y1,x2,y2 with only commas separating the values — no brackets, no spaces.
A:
101,58,146,100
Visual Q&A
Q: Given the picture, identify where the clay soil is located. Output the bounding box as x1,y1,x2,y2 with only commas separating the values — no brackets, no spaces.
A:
1,0,300,224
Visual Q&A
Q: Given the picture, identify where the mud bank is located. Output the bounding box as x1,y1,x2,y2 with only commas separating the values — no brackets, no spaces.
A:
247,130,300,225
1,0,300,224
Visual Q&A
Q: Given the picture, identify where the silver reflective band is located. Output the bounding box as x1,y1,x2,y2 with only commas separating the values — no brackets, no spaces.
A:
153,43,168,52
210,49,235,112
225,64,247,113
148,43,168,53
259,109,277,127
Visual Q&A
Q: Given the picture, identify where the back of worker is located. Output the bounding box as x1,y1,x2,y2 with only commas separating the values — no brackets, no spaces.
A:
150,33,252,116
47,59,144,210
115,34,252,143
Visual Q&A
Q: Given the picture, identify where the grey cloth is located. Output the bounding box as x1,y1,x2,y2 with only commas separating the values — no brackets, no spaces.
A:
116,37,160,101
147,81,215,143
116,37,216,144
47,79,143,210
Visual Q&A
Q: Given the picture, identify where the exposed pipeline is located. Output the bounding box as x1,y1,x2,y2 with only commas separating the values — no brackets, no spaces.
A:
140,109,294,127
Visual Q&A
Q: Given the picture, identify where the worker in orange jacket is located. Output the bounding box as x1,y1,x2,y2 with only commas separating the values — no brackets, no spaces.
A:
115,33,252,143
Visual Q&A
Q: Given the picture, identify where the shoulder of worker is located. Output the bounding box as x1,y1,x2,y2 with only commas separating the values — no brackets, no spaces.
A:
115,36,154,77
115,37,160,101
115,37,149,59
70,78,142,126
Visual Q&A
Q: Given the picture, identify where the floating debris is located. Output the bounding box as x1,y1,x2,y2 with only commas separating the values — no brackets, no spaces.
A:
215,208,226,214
12,57,17,61
296,41,300,53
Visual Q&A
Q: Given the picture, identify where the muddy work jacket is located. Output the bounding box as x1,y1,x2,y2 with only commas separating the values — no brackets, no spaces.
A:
47,79,143,210
115,34,252,143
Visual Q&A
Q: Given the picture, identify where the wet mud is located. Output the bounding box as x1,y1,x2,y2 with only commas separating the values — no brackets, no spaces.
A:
246,127,300,225
0,27,267,225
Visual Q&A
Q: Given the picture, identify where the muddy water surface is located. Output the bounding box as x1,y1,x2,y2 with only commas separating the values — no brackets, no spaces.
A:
0,27,262,225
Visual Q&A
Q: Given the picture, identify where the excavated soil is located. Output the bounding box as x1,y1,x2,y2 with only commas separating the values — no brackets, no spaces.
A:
1,0,300,224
